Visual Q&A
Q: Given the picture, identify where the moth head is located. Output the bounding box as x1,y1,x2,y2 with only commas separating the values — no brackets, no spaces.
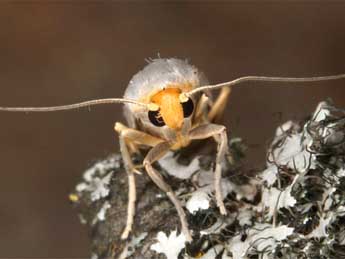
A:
147,87,195,130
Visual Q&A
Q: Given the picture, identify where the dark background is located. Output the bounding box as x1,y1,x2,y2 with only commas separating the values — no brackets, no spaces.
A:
0,2,344,258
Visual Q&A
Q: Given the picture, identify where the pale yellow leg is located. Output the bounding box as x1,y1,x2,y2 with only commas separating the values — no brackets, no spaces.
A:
115,122,164,239
126,139,140,155
193,93,210,124
115,122,164,147
207,86,232,122
143,142,192,242
189,124,229,215
119,136,137,239
115,122,193,241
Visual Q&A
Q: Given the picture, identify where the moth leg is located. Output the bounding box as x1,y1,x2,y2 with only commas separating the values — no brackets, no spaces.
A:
143,142,192,242
193,93,210,124
119,135,138,240
189,124,229,215
125,138,140,155
115,122,164,147
115,122,163,239
207,86,232,123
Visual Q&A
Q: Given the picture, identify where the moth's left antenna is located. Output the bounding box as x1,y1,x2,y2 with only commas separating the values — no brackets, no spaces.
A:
186,73,345,97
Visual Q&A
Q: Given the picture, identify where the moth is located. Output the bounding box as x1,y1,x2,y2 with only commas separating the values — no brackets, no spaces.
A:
1,58,344,241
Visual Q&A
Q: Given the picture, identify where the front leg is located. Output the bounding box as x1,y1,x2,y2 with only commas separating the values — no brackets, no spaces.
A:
115,122,164,147
115,122,164,239
118,136,138,240
143,142,192,242
189,124,229,215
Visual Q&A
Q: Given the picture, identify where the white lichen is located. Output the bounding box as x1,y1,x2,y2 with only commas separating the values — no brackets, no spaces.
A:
312,101,330,122
196,245,225,259
271,133,315,172
89,173,113,201
228,224,294,259
337,167,345,178
186,189,210,214
323,187,336,211
150,231,186,259
84,155,120,182
227,235,250,259
261,183,297,219
118,232,148,259
237,206,254,227
261,166,279,187
262,118,318,187
200,217,235,236
97,201,111,221
158,151,200,179
75,156,119,201
307,214,333,239
185,166,257,215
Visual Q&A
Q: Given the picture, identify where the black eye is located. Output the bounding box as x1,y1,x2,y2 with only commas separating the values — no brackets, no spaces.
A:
148,110,165,127
182,98,194,118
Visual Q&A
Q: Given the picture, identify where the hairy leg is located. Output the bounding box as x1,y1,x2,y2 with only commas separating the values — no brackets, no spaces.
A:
115,122,164,147
189,124,229,215
119,136,138,239
115,122,164,239
193,93,210,124
143,142,192,242
207,86,232,123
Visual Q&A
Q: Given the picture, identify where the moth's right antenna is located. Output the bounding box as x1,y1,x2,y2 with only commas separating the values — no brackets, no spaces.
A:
0,98,148,112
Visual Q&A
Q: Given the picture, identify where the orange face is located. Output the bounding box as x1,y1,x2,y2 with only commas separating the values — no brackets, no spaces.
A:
151,88,184,130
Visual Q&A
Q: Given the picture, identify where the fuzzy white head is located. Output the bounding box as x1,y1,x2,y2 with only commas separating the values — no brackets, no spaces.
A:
123,58,209,142
124,58,208,104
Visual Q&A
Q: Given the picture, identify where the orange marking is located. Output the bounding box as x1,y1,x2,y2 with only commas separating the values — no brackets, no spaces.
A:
139,83,194,104
151,88,184,130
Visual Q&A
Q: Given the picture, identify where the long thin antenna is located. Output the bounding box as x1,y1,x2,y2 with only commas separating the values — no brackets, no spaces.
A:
0,98,148,112
186,74,345,97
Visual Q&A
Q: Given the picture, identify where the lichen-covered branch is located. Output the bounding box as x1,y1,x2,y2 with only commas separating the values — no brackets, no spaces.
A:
70,100,345,259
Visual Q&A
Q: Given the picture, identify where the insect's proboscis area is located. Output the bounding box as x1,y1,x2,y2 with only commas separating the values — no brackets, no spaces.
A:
0,98,148,112
187,73,345,97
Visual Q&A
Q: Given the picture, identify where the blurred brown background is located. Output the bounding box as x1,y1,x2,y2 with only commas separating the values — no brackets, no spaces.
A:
0,2,344,258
